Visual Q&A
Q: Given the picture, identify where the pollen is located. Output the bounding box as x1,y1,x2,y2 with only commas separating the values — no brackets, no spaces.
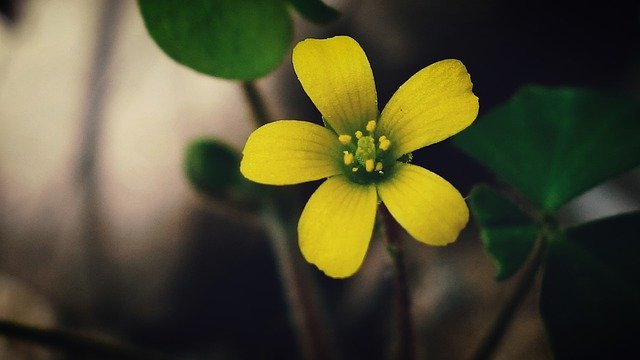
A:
342,126,393,182
338,134,352,144
379,138,391,151
365,159,375,172
343,151,354,165
366,120,376,133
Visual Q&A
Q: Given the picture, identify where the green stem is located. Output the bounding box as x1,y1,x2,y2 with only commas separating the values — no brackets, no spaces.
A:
380,204,416,360
241,81,330,360
470,234,547,360
0,319,169,360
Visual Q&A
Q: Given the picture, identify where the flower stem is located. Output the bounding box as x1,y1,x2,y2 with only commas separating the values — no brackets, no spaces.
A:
470,234,547,360
261,200,331,360
380,204,416,360
242,81,270,127
75,0,124,320
241,81,331,360
0,319,169,360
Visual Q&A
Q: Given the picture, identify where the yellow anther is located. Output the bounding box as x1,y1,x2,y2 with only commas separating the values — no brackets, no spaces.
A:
379,138,391,151
355,130,363,139
366,120,377,133
375,162,383,171
343,151,354,166
365,159,375,172
352,167,359,172
338,134,352,144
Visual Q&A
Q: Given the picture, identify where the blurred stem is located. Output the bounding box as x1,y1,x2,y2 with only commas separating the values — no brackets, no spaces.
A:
471,232,547,360
241,81,331,360
0,319,169,360
242,81,270,126
380,204,416,360
75,0,124,321
261,200,331,360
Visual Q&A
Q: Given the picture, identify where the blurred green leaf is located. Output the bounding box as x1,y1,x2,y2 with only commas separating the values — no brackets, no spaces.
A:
185,138,259,206
468,185,539,281
287,0,339,24
454,86,640,212
540,211,640,358
138,0,292,80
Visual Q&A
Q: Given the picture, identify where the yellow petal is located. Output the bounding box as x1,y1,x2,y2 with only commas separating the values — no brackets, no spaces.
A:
292,36,378,135
298,176,377,278
377,163,468,246
240,120,341,185
378,59,479,158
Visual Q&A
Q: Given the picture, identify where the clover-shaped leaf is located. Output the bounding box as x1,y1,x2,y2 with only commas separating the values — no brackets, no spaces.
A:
139,0,339,80
540,211,640,358
185,138,259,207
139,0,292,80
455,86,640,212
288,0,339,24
468,185,539,280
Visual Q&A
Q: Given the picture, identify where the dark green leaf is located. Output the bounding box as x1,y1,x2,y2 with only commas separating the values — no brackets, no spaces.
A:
138,0,292,80
287,0,339,24
468,185,539,280
454,86,640,212
185,138,259,206
540,211,640,358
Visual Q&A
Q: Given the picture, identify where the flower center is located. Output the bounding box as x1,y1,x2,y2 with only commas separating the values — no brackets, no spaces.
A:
337,120,394,184
355,135,375,166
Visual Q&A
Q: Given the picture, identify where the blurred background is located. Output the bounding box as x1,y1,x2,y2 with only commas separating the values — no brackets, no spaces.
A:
0,0,638,358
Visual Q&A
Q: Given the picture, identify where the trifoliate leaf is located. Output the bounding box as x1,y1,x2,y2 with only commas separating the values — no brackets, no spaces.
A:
468,185,539,280
454,86,640,212
185,138,259,207
287,0,339,24
540,211,640,358
138,0,292,80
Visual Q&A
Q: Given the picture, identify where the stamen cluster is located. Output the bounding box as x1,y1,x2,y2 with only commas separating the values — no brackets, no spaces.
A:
338,120,393,184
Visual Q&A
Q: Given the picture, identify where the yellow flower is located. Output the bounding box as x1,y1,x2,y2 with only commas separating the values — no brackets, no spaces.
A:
241,36,479,278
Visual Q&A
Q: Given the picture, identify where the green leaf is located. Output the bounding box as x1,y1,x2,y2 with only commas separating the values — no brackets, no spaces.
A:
468,185,539,281
454,86,640,212
185,138,259,206
138,0,292,80
287,0,339,24
540,211,640,358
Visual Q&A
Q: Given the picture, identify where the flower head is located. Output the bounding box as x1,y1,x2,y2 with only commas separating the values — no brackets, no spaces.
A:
241,36,479,278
